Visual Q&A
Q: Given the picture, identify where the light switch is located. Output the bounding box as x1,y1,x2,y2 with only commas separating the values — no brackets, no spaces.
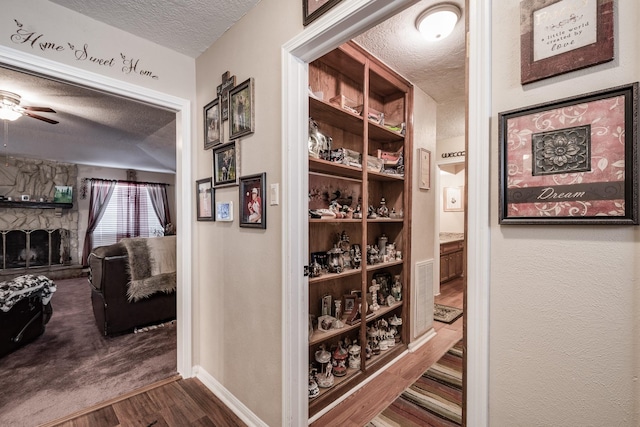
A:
270,183,279,206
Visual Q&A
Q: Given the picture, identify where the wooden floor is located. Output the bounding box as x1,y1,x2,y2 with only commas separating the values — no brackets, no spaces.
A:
49,278,463,427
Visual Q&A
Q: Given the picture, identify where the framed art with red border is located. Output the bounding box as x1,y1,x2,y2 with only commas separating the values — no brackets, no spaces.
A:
498,83,638,225
520,0,614,84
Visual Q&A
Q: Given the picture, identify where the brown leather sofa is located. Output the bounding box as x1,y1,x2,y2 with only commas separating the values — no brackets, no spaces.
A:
88,241,176,336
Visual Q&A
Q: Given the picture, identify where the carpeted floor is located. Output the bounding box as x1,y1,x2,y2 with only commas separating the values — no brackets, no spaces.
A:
367,340,463,427
0,276,177,427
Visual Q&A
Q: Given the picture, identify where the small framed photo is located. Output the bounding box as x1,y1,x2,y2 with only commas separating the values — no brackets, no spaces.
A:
239,173,266,229
418,148,431,190
303,0,342,26
204,97,221,149
196,178,214,221
53,186,73,203
520,0,614,84
499,83,638,225
342,295,357,315
443,186,464,212
213,141,239,187
216,201,233,222
21,194,30,202
229,78,255,140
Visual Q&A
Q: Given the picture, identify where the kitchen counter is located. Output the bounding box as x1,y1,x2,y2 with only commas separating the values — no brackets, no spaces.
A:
439,232,465,244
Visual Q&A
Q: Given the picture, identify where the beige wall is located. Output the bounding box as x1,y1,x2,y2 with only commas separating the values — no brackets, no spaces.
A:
194,0,300,424
490,1,639,425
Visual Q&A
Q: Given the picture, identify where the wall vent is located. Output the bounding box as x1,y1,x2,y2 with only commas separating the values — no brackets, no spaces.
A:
414,259,435,338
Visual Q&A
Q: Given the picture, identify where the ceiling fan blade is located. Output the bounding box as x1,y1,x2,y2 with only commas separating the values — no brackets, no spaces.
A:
25,112,59,124
24,106,56,113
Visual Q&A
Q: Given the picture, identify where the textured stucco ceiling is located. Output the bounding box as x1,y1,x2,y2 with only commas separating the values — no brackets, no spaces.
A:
49,0,261,58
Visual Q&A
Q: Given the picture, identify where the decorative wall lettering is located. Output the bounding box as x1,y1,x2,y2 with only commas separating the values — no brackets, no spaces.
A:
441,151,466,159
10,19,159,81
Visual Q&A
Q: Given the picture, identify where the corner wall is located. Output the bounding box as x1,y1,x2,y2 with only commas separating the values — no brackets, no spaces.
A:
490,1,639,425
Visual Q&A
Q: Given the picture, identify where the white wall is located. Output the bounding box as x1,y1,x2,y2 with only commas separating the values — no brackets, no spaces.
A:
490,1,639,425
193,0,300,424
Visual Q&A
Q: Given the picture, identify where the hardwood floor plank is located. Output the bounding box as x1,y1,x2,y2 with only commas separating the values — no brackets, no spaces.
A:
55,406,119,427
178,378,247,427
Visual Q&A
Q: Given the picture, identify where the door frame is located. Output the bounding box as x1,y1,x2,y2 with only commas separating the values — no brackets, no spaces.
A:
281,0,491,425
0,44,194,376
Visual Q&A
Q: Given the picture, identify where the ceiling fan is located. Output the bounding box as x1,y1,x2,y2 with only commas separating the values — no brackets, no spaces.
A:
0,90,58,124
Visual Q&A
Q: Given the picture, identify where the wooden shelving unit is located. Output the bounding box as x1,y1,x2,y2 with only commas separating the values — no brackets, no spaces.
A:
307,41,413,417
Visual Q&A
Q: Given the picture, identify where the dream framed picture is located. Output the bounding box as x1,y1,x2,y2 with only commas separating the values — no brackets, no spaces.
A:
229,78,255,140
498,83,638,225
216,201,233,222
239,173,266,229
204,97,221,149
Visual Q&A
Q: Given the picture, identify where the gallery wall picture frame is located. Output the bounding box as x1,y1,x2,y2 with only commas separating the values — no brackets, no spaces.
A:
213,141,239,187
498,83,639,225
196,177,215,221
204,97,222,149
520,0,614,84
303,0,342,26
54,185,73,203
216,201,234,222
443,186,464,212
418,148,431,190
229,78,255,140
239,172,266,229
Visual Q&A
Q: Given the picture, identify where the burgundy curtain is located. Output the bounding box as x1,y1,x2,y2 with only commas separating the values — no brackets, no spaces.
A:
81,179,115,266
147,183,171,228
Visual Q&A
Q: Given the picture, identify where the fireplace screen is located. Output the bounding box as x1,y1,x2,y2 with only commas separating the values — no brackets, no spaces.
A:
1,229,69,270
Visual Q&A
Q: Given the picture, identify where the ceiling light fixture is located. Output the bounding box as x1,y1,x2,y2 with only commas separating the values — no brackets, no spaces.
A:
0,91,24,121
416,3,461,41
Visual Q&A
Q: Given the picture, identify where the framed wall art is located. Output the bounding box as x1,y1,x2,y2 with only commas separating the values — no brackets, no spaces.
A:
204,97,221,149
239,173,266,229
303,0,342,26
520,0,614,84
229,78,255,140
418,148,431,190
53,186,73,203
443,186,464,212
213,141,239,187
498,83,638,225
216,201,233,222
196,178,214,221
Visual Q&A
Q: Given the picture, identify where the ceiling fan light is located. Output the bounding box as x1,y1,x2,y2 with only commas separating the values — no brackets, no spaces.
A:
416,3,461,41
0,107,22,121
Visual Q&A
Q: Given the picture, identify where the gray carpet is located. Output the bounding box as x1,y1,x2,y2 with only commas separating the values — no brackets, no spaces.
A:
0,276,177,426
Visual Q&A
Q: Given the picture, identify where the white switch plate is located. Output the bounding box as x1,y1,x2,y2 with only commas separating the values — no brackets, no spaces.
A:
270,183,279,206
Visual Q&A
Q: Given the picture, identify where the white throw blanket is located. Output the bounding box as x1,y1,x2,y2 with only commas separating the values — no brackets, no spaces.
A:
119,236,176,302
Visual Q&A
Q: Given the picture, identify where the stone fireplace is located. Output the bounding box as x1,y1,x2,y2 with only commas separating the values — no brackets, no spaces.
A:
0,157,80,278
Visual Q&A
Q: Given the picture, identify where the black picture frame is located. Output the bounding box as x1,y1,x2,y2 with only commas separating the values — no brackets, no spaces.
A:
196,177,215,221
204,98,221,149
303,0,342,26
213,141,239,187
520,0,614,84
239,173,266,229
498,83,638,225
229,78,255,140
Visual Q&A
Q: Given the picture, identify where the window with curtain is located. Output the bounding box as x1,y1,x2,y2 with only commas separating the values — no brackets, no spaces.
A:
92,182,165,248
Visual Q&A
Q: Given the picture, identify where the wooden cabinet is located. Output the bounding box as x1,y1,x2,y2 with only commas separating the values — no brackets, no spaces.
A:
307,41,413,416
440,240,464,283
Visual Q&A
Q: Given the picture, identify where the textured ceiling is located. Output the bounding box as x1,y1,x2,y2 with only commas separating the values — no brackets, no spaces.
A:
49,0,260,58
0,0,466,174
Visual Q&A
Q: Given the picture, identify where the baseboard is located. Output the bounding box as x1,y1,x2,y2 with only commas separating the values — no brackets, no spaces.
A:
408,327,437,352
194,365,268,427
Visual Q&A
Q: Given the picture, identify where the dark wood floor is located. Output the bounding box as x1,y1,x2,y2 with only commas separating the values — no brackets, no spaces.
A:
48,277,463,427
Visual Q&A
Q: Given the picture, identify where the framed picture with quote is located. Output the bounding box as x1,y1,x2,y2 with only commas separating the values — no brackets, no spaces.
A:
520,0,614,84
498,83,638,225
